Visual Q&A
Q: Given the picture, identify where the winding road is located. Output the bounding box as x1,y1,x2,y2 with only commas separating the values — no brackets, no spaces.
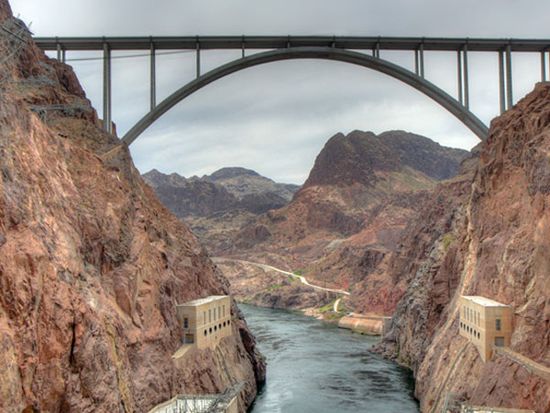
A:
213,258,350,299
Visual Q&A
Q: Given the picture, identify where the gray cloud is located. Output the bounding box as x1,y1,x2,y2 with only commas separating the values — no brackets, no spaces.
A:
11,0,550,183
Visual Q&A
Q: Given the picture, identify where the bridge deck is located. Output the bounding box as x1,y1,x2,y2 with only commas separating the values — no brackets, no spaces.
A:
34,36,550,52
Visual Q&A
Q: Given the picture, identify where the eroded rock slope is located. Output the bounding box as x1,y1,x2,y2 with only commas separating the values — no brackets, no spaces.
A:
378,84,550,412
0,2,264,412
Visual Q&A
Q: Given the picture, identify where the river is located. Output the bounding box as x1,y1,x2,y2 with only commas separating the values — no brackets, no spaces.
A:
240,304,419,413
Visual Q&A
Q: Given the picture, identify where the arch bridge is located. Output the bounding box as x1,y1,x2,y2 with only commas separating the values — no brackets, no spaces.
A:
34,36,550,144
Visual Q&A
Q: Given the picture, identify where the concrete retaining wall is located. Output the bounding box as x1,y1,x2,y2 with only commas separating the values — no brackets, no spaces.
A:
338,314,392,336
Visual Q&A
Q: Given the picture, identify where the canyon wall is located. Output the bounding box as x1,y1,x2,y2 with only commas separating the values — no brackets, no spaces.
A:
0,2,264,412
378,84,550,412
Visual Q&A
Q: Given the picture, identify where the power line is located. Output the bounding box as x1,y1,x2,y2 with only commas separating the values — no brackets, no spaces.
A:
64,49,195,62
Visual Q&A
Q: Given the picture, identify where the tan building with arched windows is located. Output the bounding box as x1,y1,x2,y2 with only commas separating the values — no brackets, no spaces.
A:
459,296,513,362
176,295,232,350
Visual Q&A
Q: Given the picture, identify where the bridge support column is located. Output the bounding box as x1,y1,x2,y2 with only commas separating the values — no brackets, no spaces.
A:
505,44,513,109
196,40,201,78
62,49,66,63
150,42,156,110
419,43,425,78
102,42,112,133
541,51,547,82
498,51,506,114
463,45,469,110
456,47,469,108
241,37,245,58
414,46,424,77
56,42,62,61
457,50,463,105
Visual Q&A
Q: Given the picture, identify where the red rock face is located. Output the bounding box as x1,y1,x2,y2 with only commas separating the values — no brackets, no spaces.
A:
0,0,11,20
377,84,550,412
0,3,264,412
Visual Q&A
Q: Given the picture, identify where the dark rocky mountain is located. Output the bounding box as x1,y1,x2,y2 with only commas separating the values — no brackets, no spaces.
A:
143,167,300,219
304,130,469,187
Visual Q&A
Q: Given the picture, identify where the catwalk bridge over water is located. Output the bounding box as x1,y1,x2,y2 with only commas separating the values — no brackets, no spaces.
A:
34,36,550,143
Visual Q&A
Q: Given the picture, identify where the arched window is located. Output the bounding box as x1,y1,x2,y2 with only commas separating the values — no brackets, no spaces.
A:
204,330,207,336
209,327,212,333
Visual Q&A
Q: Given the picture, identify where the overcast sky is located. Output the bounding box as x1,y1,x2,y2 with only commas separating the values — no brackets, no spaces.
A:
10,0,550,184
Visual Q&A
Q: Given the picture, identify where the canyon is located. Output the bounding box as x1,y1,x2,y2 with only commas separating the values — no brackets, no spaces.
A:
0,0,548,411
144,90,550,412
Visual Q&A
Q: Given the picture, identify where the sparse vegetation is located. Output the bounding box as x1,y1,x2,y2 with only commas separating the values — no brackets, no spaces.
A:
318,301,334,313
266,284,283,291
441,232,455,252
323,312,344,321
287,275,298,283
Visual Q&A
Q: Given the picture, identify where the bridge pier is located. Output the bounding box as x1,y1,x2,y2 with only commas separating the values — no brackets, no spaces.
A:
150,42,156,110
457,51,463,105
499,51,506,114
505,44,513,109
456,46,469,109
463,45,469,110
56,44,66,63
414,46,424,78
419,43,425,78
541,51,547,82
102,42,112,133
196,39,201,78
498,46,514,113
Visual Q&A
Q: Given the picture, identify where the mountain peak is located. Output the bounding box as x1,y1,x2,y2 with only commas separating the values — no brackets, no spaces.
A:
303,130,469,188
208,167,260,181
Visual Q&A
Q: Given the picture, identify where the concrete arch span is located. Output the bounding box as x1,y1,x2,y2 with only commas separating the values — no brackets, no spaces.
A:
121,47,489,145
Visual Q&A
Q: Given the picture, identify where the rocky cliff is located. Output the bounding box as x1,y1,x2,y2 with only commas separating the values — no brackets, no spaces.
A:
0,2,264,412
234,130,468,250
143,168,299,253
377,84,550,412
143,167,299,218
